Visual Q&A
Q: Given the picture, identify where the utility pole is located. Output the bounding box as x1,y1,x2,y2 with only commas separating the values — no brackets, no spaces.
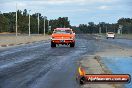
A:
16,3,18,36
28,10,31,36
44,16,46,36
38,13,39,34
48,20,49,31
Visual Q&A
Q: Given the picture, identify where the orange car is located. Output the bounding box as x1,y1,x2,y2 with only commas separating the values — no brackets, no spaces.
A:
51,28,75,47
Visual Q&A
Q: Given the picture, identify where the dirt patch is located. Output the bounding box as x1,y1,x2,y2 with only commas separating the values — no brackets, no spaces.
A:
95,48,132,57
116,34,132,40
0,35,50,46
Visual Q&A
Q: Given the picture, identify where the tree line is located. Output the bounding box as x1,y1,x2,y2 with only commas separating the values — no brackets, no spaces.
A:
78,18,132,34
0,9,70,34
0,9,132,34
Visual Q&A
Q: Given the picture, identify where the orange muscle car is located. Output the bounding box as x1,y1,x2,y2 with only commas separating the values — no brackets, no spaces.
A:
51,28,75,47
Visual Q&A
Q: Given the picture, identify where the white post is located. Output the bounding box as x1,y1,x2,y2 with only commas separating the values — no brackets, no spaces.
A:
29,10,31,36
16,3,18,36
44,17,46,36
48,20,49,31
38,13,39,34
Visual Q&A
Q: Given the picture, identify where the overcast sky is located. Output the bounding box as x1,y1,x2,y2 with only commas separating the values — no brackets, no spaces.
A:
0,0,132,26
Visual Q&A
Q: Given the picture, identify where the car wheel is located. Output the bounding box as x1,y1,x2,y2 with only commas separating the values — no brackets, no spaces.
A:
51,42,56,47
113,37,115,39
107,37,108,39
70,42,75,47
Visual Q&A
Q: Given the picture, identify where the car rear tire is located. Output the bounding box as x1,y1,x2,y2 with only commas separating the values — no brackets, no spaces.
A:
51,42,56,47
70,42,75,47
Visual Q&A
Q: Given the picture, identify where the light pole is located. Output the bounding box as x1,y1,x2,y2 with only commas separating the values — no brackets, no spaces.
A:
38,13,39,34
44,16,47,36
28,10,31,36
48,20,51,31
16,3,18,36
48,20,49,30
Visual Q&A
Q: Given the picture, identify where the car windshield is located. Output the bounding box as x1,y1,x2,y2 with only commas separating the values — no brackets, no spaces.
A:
54,30,72,34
